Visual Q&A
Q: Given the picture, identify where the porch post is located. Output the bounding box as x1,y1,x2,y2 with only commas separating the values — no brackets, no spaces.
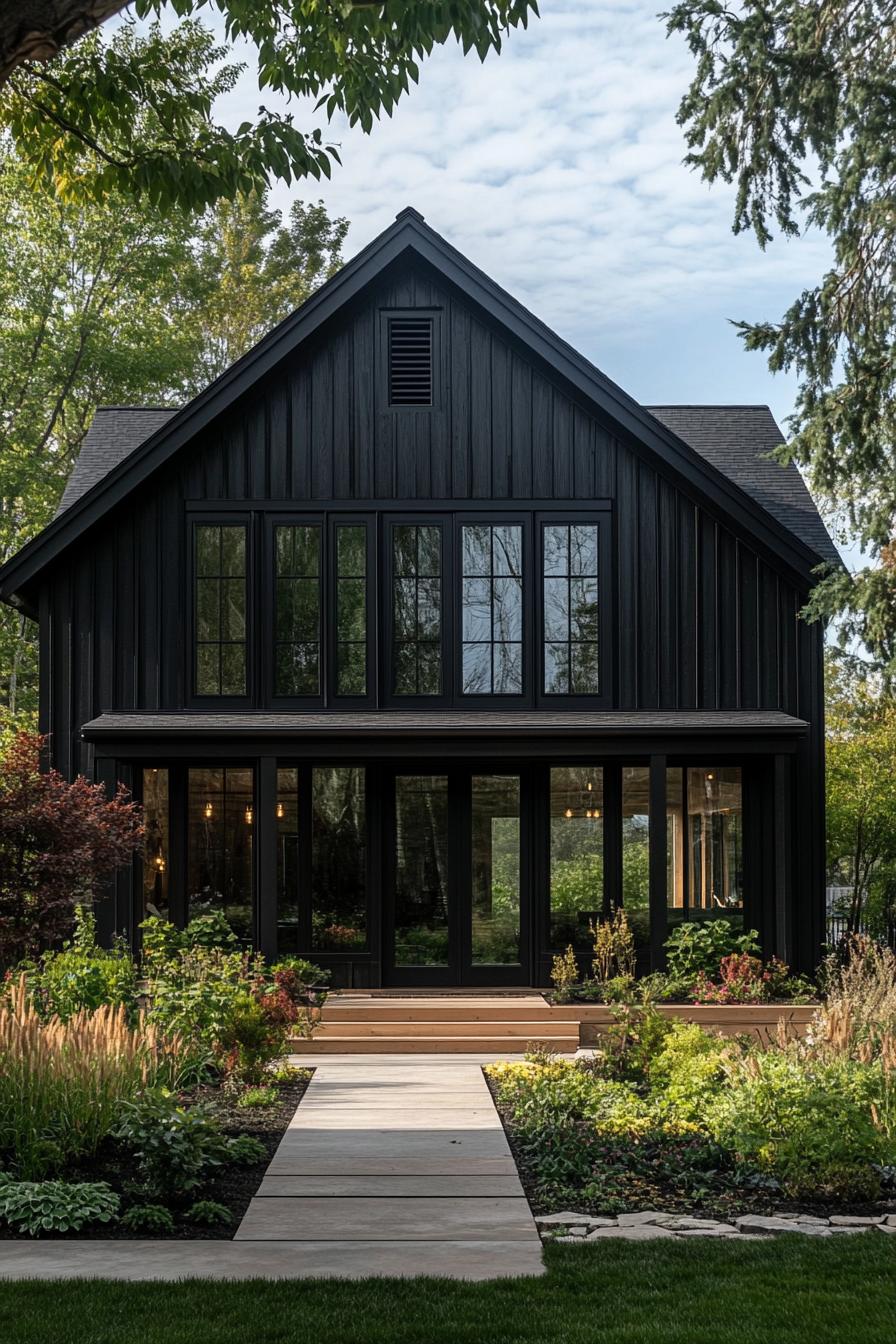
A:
773,753,793,964
256,755,278,959
649,754,667,971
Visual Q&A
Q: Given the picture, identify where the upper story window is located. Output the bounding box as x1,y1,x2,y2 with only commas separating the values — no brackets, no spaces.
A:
274,524,321,697
461,523,523,695
335,525,368,697
542,522,600,695
194,523,247,696
392,524,443,696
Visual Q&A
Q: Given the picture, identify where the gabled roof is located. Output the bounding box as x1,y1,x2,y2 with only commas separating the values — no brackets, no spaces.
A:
55,407,177,517
0,206,839,613
647,406,840,566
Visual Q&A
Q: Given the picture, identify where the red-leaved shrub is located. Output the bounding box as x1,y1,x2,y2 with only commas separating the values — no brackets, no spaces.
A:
691,952,770,1005
0,732,143,967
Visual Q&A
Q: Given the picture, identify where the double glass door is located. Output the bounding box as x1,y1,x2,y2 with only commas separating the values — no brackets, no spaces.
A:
386,768,529,985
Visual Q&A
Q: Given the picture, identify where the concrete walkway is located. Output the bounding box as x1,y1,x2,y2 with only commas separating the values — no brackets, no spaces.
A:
0,1055,544,1282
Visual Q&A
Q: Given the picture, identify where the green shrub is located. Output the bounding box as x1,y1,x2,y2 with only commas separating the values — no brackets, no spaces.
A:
602,1002,673,1080
270,958,330,988
216,991,286,1083
17,907,137,1023
706,1049,891,1198
225,1134,267,1166
269,1063,310,1086
236,1086,278,1109
550,945,579,998
648,1021,731,1122
120,1203,175,1234
114,1093,227,1199
0,1180,119,1235
187,1199,231,1226
664,920,760,984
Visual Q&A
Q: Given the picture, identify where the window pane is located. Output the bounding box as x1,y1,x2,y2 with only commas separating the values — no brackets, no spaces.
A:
622,766,650,950
493,576,522,640
543,577,568,641
221,578,246,641
542,521,600,696
394,525,417,577
471,775,521,964
142,769,170,920
493,525,522,576
394,578,417,640
667,768,685,929
196,578,220,642
337,642,366,696
220,527,245,576
220,643,246,696
276,769,300,956
544,525,568,577
544,643,569,695
294,526,319,577
394,642,417,695
550,767,603,948
196,644,219,696
417,526,441,577
570,577,598,641
194,522,246,698
462,524,491,576
462,641,491,694
460,524,524,696
687,768,743,916
417,578,441,640
337,525,366,576
394,775,449,966
311,767,366,951
418,643,442,696
196,525,220,577
494,641,522,694
187,767,254,942
570,524,598,577
571,642,599,694
462,578,491,641
391,525,443,698
336,527,368,696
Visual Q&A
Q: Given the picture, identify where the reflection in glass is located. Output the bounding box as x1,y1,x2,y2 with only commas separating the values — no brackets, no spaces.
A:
276,768,300,954
142,769,170,919
274,526,321,696
335,526,367,696
542,523,599,695
667,768,743,920
550,767,603,948
311,767,366,950
195,524,247,696
461,524,523,695
471,775,521,964
187,767,254,940
621,766,650,948
392,525,442,696
394,776,449,965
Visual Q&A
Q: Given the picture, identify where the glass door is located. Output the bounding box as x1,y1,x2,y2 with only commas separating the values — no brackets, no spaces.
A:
384,768,529,986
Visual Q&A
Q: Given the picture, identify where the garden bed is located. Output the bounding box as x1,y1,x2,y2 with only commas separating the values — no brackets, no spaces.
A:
0,1072,311,1240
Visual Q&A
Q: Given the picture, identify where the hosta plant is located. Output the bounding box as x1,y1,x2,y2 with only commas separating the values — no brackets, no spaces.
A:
0,1179,119,1235
120,1203,175,1234
187,1199,231,1226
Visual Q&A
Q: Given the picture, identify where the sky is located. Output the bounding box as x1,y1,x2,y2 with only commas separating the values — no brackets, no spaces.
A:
133,0,851,558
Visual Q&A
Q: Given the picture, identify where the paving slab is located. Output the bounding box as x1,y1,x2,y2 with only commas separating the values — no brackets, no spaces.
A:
0,1240,544,1282
236,1195,538,1241
256,1174,526,1198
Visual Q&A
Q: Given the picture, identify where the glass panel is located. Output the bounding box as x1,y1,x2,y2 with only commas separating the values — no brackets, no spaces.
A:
687,768,743,916
666,768,685,929
471,775,521,965
276,768,300,955
391,525,443,697
275,526,321,696
542,522,599,696
187,767,254,941
194,523,246,697
394,775,450,966
460,524,524,696
550,767,603,949
311,767,367,951
142,769,170,919
336,526,367,696
621,766,650,950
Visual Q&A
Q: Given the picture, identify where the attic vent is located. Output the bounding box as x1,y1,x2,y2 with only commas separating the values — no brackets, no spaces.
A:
388,317,433,406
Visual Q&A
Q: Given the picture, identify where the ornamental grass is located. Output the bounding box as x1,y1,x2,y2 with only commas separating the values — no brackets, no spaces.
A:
0,976,188,1179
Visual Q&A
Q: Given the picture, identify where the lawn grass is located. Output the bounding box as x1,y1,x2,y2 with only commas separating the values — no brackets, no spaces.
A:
0,1236,893,1344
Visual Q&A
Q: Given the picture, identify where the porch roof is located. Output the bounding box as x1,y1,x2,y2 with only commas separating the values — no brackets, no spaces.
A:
82,709,808,743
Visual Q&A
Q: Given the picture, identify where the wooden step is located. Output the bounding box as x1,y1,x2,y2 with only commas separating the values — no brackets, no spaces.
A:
310,1019,577,1039
289,1034,575,1054
320,1002,560,1023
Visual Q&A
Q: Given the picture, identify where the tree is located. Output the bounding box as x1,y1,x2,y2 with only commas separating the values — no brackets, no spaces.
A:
0,130,346,720
0,2,539,210
666,1,896,678
825,652,896,939
0,731,143,967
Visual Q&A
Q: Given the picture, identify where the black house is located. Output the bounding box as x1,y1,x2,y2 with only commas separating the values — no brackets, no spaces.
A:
0,209,838,984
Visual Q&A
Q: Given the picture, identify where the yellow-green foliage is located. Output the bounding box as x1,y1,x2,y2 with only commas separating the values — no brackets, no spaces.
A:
590,908,636,983
550,945,579,992
647,1022,732,1123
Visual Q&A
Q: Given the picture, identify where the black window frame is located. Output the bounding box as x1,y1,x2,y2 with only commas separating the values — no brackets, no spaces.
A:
266,513,326,709
188,513,253,709
536,511,613,709
328,513,377,707
382,515,452,708
455,513,532,704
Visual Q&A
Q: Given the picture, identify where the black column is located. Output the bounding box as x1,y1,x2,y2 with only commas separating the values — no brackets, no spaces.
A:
774,752,793,964
649,754,668,971
257,756,278,959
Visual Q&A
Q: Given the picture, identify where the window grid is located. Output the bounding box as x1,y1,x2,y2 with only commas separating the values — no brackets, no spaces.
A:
335,525,368,697
274,525,321,697
461,524,523,696
194,524,247,697
543,522,600,696
393,524,442,696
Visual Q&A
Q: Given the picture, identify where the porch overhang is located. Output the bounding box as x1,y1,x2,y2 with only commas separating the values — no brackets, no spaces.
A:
81,709,808,760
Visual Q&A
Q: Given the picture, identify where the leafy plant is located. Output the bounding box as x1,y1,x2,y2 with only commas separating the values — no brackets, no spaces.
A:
216,991,287,1084
18,906,137,1022
236,1086,278,1109
664,920,760,984
692,952,769,1005
114,1094,227,1199
120,1203,175,1234
602,1003,673,1081
550,945,579,998
590,908,636,983
0,1180,119,1235
0,977,190,1179
225,1135,267,1167
187,1200,232,1227
269,1064,310,1086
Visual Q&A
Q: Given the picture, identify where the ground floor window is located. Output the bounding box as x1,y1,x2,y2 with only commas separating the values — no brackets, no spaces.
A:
142,768,170,919
549,766,604,949
394,774,450,966
622,766,650,949
311,766,367,952
667,766,743,925
186,767,254,940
